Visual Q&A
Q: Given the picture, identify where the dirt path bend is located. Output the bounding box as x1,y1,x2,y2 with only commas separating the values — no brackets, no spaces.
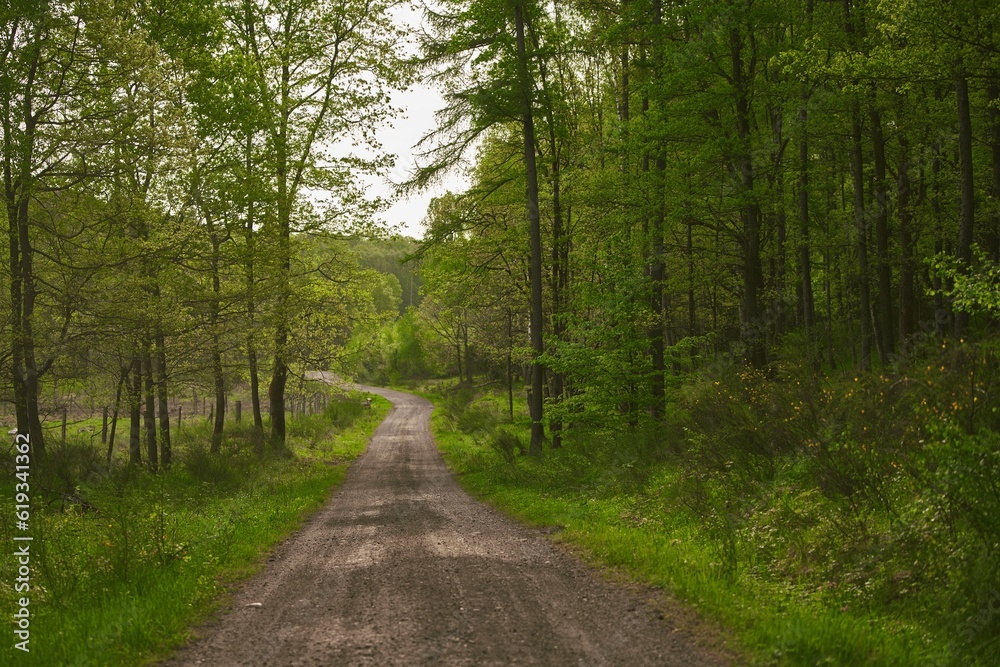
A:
166,386,733,667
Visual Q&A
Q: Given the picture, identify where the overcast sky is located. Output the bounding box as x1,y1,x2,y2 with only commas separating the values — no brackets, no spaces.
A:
365,3,470,240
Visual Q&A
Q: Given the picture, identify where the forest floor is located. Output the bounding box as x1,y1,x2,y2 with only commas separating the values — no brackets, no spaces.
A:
164,386,738,666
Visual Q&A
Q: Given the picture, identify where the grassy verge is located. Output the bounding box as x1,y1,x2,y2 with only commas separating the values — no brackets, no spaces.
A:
0,391,390,666
419,381,967,666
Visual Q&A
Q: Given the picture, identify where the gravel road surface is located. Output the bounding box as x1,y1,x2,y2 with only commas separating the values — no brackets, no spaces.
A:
165,386,734,666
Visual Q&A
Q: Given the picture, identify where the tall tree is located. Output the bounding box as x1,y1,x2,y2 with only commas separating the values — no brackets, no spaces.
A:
233,0,403,446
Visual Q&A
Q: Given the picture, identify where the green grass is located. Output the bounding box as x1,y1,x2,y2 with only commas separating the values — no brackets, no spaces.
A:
420,383,959,667
0,392,390,666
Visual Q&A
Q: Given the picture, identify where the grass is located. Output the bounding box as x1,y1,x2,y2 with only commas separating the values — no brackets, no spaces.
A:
419,381,968,666
0,391,390,666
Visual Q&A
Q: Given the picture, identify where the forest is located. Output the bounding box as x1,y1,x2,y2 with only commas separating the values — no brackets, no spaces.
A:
2,0,1000,664
365,0,1000,663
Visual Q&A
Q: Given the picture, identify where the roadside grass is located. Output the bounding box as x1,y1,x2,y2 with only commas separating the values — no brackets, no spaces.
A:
419,381,968,667
0,391,389,666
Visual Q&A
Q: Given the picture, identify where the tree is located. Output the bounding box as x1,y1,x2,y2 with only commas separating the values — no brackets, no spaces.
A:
232,0,405,446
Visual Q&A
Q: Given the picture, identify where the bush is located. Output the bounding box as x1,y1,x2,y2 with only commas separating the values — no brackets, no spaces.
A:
324,395,366,429
42,435,108,498
181,444,242,487
457,405,497,434
438,384,475,426
486,428,524,466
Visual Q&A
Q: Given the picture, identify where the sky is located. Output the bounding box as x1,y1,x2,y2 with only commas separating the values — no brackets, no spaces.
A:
369,84,469,240
365,3,471,240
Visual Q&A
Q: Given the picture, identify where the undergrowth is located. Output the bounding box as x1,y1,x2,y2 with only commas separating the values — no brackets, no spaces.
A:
0,391,389,665
420,337,1000,666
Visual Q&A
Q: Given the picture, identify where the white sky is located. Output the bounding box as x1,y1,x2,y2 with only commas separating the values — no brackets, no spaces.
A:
366,2,470,240
370,84,469,239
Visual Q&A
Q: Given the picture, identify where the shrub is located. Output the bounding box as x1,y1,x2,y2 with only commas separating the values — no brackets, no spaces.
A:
487,428,524,466
323,395,366,429
181,444,240,487
457,405,497,434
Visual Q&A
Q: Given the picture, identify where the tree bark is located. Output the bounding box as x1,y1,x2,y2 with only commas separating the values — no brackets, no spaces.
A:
797,3,815,337
463,317,473,384
154,311,171,469
646,0,667,412
249,342,263,430
850,104,873,370
537,44,566,446
687,222,696,340
798,103,815,333
506,308,515,421
989,79,1000,263
129,357,142,466
142,336,157,472
244,133,264,434
210,232,225,452
897,131,916,351
768,95,787,334
4,19,46,459
870,104,893,359
955,72,974,336
515,1,545,454
731,20,766,366
106,368,126,467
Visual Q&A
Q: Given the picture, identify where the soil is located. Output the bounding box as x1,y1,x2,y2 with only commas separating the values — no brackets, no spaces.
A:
164,386,738,666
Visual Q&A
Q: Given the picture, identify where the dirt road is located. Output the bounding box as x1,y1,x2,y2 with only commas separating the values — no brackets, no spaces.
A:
166,387,733,666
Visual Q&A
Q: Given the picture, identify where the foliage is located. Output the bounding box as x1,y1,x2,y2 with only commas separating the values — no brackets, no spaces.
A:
930,246,1000,317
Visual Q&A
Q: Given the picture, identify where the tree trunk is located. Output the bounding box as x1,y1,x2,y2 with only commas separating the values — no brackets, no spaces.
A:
541,71,566,446
798,102,815,333
824,155,836,369
212,344,225,452
154,316,171,469
797,1,815,337
955,72,974,336
731,22,766,366
463,317,473,384
129,357,142,466
769,97,787,334
687,214,697,339
15,166,45,461
106,368,126,467
269,252,290,447
870,104,894,359
647,0,667,409
897,131,916,351
4,25,46,460
142,336,157,472
851,103,873,370
249,342,263,430
931,136,947,336
207,222,226,452
515,1,545,454
619,0,630,126
269,103,292,448
507,309,515,421
989,79,1000,263
244,133,264,433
